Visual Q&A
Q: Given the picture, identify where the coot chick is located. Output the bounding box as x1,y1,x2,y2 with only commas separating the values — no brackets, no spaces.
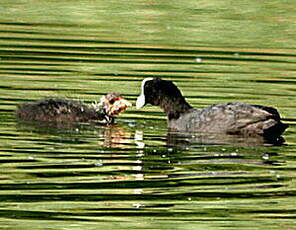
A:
16,93,131,124
136,78,288,137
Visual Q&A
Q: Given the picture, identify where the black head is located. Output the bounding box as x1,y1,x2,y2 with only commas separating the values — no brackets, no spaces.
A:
136,78,192,119
136,78,184,108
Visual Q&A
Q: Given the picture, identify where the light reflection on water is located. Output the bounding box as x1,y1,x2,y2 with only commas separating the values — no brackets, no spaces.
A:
0,0,296,229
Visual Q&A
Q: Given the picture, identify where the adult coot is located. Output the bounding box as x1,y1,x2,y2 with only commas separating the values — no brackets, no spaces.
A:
16,93,131,124
136,78,288,137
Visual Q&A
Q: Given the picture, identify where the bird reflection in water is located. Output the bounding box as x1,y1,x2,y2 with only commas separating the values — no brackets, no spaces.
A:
166,131,286,148
100,125,132,148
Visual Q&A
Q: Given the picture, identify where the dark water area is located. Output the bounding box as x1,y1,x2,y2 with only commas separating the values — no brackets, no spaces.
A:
0,1,296,229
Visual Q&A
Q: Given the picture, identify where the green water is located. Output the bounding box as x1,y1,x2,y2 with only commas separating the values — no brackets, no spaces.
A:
0,0,296,229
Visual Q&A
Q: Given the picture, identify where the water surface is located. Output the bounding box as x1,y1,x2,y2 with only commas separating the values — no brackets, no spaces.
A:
0,1,296,229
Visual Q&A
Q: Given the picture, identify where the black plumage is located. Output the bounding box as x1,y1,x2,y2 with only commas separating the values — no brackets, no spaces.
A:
136,78,288,137
16,93,131,124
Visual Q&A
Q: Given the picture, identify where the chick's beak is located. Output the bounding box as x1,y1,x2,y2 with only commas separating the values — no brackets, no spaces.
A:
109,97,132,115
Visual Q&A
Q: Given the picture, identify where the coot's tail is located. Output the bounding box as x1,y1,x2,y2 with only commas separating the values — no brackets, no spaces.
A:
252,104,288,137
